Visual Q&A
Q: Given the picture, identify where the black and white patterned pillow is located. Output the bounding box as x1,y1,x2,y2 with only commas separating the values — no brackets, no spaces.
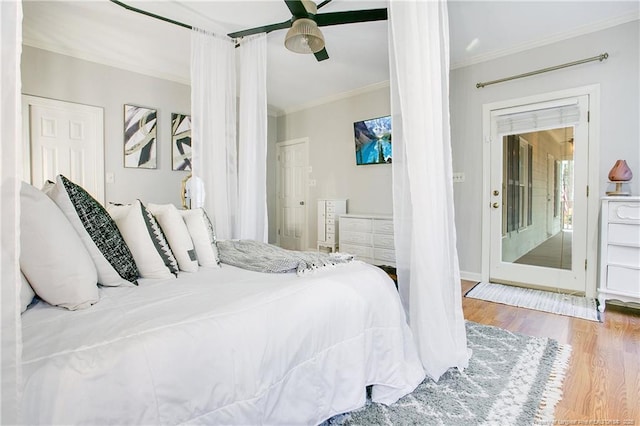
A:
147,203,199,272
45,175,139,286
108,200,179,279
138,201,179,276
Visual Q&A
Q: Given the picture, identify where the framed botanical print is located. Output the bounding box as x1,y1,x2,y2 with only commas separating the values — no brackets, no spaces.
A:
124,104,157,169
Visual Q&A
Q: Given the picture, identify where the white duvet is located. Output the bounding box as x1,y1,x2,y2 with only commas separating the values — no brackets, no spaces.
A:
21,261,424,425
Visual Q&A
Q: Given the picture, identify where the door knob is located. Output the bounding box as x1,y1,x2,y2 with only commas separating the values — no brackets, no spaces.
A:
492,202,500,209
493,190,500,196
299,201,305,206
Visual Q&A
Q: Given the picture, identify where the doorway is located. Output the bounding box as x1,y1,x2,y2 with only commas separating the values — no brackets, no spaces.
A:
22,95,105,203
276,138,309,250
482,86,600,296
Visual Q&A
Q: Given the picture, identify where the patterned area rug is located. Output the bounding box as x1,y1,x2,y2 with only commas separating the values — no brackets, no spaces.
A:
323,321,571,426
466,282,600,322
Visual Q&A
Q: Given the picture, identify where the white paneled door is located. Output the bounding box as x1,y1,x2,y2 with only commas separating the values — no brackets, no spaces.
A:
276,138,308,250
23,96,104,203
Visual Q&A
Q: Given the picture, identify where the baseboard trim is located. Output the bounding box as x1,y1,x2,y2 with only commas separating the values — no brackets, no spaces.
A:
460,270,482,282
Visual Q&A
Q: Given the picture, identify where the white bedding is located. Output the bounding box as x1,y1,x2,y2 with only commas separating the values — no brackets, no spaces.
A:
21,261,424,425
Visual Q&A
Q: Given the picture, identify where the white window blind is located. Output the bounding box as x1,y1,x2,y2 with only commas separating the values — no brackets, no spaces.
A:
495,101,581,135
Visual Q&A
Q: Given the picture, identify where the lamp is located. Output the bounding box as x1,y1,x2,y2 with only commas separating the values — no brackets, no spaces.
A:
284,18,325,54
606,159,633,196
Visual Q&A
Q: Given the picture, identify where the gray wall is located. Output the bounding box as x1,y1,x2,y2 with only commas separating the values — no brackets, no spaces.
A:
450,20,639,276
274,20,638,275
275,87,392,248
21,46,191,207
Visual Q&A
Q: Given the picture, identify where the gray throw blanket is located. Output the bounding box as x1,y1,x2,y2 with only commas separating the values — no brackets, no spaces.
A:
217,240,353,276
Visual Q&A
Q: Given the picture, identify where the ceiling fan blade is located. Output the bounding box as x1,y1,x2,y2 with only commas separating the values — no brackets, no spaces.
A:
314,47,329,62
285,0,311,18
315,8,387,27
228,20,291,38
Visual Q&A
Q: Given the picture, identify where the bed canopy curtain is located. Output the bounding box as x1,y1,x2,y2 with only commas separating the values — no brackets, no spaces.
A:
1,1,23,422
191,29,268,242
191,28,238,240
237,34,268,242
388,0,470,380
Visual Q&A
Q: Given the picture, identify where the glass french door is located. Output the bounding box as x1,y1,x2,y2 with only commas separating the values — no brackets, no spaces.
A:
489,95,589,292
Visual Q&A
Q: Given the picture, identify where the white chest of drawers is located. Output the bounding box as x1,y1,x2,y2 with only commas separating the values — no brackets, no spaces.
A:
598,197,640,311
339,214,395,267
317,199,347,252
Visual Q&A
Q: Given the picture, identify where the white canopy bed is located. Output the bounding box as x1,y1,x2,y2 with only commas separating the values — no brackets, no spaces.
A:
1,1,469,424
21,262,423,424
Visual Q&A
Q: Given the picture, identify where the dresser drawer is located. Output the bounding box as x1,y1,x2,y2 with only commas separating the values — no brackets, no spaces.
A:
607,245,640,268
606,265,640,295
374,248,396,264
340,243,373,260
325,234,335,243
326,217,335,225
341,217,373,233
341,231,373,246
373,219,394,235
608,223,640,246
608,202,640,224
374,233,395,249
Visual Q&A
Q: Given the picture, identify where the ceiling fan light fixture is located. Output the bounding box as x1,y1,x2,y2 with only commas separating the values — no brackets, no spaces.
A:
284,18,325,54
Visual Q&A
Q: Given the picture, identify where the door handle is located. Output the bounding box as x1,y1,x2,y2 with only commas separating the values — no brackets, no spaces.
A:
493,190,500,196
492,202,500,209
299,201,305,206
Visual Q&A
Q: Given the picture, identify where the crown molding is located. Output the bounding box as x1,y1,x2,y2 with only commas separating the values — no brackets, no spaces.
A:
279,80,390,116
451,10,639,70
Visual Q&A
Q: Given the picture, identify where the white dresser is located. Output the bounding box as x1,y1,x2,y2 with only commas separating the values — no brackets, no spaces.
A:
339,214,395,267
598,197,640,311
317,199,347,252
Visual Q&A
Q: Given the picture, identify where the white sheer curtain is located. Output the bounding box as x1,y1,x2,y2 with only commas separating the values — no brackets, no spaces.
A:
191,28,238,240
1,1,22,422
388,0,470,380
237,34,268,242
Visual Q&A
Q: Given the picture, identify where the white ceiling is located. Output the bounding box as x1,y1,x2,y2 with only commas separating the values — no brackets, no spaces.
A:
22,0,639,114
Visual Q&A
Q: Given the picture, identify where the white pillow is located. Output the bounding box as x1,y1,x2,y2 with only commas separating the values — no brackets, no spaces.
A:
20,182,99,310
20,272,36,313
44,175,139,286
147,203,198,272
108,201,179,279
180,208,221,268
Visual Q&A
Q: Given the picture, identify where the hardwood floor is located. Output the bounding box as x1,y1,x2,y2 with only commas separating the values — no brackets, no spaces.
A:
461,280,640,423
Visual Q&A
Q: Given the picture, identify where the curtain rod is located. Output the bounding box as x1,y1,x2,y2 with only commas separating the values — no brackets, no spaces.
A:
109,0,241,45
109,0,192,30
476,52,609,89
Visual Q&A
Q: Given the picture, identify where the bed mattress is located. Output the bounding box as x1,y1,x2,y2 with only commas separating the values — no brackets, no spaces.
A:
21,261,424,425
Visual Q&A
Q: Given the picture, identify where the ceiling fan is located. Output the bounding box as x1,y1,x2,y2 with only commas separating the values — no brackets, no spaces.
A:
227,0,388,62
